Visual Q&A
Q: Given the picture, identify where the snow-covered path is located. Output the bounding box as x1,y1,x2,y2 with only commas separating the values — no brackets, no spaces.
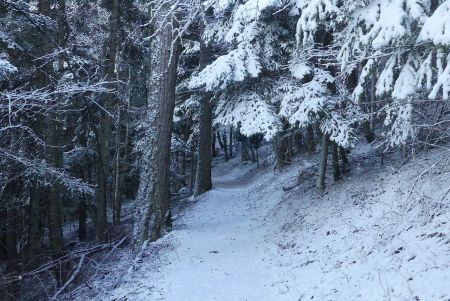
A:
153,162,288,300
77,149,450,301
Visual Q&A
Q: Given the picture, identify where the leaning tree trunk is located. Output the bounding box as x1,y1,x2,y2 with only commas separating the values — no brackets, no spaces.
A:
317,133,330,190
134,8,180,244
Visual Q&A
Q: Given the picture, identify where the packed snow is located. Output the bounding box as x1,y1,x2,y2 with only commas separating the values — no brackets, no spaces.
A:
66,144,450,301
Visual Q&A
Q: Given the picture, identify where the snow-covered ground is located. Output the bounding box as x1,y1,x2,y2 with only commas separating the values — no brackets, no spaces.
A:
67,145,450,301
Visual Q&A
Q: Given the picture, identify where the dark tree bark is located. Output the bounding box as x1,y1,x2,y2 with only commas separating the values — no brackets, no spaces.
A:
216,131,223,148
339,146,349,173
229,126,233,158
306,125,315,151
212,132,218,157
36,0,64,258
369,72,377,132
113,106,128,225
241,140,250,162
0,210,6,262
217,131,229,161
222,131,229,161
189,143,196,195
26,183,42,266
5,209,18,273
194,38,213,196
194,97,213,196
317,133,330,190
361,121,375,143
113,109,121,225
274,132,286,171
47,121,64,257
250,145,256,163
134,7,181,244
78,199,87,241
95,0,120,241
77,123,91,242
331,141,340,181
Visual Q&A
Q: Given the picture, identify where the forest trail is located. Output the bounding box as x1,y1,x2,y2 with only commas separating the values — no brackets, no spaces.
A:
154,159,288,300
79,148,450,301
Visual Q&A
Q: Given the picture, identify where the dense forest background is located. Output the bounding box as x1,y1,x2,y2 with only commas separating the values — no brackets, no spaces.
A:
1,0,450,299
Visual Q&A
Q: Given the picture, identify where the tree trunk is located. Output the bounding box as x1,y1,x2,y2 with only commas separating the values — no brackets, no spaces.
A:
255,147,260,168
241,139,250,162
274,132,286,171
217,131,229,161
78,199,87,241
47,125,64,257
216,131,223,149
0,210,7,262
95,0,119,240
194,38,213,196
293,131,302,155
307,125,314,151
194,98,213,196
189,143,196,195
229,126,233,158
5,209,18,273
317,133,330,190
339,146,349,173
113,126,121,225
331,141,340,181
134,7,180,244
113,108,125,225
370,73,377,132
26,183,42,266
212,132,218,157
38,0,64,258
222,132,229,161
77,124,91,242
250,145,256,163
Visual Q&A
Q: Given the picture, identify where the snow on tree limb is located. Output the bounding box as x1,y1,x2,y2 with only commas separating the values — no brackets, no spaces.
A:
215,91,281,140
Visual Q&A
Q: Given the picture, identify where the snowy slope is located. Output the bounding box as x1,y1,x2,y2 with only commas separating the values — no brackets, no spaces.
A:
67,145,450,301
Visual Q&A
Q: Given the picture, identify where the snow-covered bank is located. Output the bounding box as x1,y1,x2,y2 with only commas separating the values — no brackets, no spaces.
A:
66,146,450,301
268,149,450,300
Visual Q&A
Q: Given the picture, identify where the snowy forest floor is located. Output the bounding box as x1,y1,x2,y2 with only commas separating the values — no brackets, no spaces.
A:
66,143,450,301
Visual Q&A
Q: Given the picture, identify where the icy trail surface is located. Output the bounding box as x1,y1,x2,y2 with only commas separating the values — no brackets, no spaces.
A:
77,147,450,301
